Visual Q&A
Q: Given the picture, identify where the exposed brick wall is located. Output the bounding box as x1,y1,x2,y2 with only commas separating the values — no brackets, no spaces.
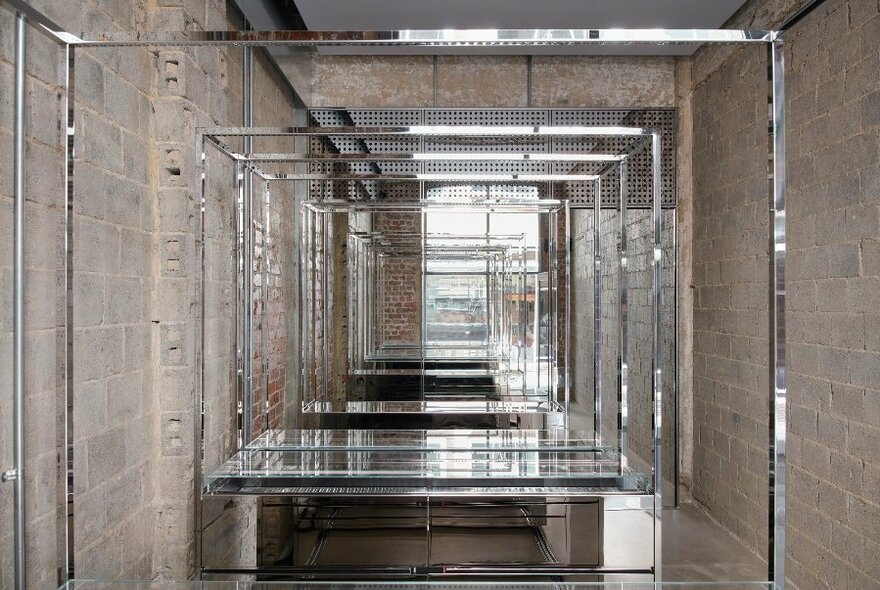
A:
251,56,299,434
200,45,298,577
374,212,422,346
689,0,880,587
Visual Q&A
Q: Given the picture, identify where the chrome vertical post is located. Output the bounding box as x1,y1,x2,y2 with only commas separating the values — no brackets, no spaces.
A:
235,161,246,447
673,211,680,508
651,131,663,582
617,158,629,469
593,178,602,437
261,181,271,432
242,46,254,443
193,134,207,574
768,36,787,590
549,208,558,415
12,11,28,590
299,203,309,410
321,210,329,405
62,41,76,585
422,134,429,396
564,201,571,427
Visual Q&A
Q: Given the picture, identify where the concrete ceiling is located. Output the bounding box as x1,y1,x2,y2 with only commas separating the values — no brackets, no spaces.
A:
292,0,750,55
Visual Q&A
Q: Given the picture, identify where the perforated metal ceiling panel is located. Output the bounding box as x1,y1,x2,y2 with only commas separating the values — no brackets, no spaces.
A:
307,108,676,208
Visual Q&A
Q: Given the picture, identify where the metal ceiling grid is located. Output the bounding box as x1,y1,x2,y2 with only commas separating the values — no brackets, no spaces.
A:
307,108,676,208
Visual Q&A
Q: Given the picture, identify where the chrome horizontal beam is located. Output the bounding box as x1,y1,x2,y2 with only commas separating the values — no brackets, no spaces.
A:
0,0,82,44
224,152,628,163
69,28,774,47
205,125,658,137
261,173,600,181
303,199,567,213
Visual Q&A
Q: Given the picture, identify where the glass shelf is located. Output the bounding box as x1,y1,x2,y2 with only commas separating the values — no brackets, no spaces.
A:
301,399,563,414
348,368,520,377
363,348,507,362
246,429,613,452
204,428,648,496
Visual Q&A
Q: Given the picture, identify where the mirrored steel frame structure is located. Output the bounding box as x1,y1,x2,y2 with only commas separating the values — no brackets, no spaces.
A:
0,0,787,588
197,122,664,579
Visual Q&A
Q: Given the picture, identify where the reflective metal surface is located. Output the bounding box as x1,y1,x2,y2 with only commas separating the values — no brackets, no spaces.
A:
617,159,629,467
62,39,76,586
651,132,663,581
248,429,612,451
53,28,775,48
61,581,773,588
12,11,27,590
594,177,603,436
205,125,659,136
224,152,630,162
205,445,650,494
0,1,787,582
200,120,667,577
767,38,787,590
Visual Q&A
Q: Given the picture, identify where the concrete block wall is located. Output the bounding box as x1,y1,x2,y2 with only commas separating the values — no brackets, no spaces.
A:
310,55,675,108
618,210,676,485
598,211,623,442
580,208,676,485
0,1,297,586
0,12,66,589
688,0,880,587
691,30,776,558
570,209,594,415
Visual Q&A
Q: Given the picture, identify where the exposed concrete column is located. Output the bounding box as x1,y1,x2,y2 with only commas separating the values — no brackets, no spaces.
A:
674,55,695,492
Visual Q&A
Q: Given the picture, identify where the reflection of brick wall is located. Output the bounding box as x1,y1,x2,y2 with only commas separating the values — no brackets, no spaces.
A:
251,202,290,432
375,212,422,345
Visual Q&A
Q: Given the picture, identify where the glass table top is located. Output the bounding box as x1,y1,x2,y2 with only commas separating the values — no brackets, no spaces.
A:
348,368,521,377
364,347,506,362
247,429,612,452
302,399,563,414
204,429,648,496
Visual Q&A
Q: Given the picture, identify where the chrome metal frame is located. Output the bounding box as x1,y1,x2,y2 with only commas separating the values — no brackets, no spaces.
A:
593,177,602,437
0,3,787,586
62,37,76,585
194,134,207,579
767,37,787,589
617,158,629,468
651,131,663,579
11,11,27,590
242,44,255,449
200,124,662,576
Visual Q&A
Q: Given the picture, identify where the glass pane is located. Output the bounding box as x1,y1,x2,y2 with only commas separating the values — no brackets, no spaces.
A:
426,274,488,345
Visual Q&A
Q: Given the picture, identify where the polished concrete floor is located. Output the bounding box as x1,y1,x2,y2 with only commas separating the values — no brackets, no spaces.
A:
661,501,766,582
300,498,766,583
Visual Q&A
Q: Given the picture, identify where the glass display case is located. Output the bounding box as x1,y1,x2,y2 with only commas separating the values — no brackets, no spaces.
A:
302,200,565,418
0,7,790,586
196,115,669,578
